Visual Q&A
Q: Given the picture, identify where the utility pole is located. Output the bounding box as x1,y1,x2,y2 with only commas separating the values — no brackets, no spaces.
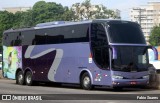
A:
133,8,146,25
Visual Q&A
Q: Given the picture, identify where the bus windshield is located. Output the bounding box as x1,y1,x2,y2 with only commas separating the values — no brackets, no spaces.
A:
107,21,146,44
112,46,149,72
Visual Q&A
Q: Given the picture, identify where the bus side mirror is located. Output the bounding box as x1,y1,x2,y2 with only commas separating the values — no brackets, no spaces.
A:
149,46,158,60
110,46,117,59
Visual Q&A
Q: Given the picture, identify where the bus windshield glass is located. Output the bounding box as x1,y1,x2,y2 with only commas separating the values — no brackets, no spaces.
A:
112,46,149,72
107,21,146,44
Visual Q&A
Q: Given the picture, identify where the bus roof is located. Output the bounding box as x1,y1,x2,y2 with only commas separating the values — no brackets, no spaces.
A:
3,19,133,34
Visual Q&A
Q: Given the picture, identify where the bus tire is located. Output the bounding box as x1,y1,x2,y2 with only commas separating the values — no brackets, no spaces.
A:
25,71,34,86
16,71,24,85
81,72,93,90
151,74,160,89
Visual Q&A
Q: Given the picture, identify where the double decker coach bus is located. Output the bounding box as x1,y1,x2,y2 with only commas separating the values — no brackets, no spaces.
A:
2,20,158,90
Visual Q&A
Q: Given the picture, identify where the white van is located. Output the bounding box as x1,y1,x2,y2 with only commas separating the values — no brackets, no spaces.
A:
148,49,160,70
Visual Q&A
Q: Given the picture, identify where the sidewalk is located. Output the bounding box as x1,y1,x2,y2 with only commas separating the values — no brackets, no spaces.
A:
0,70,3,79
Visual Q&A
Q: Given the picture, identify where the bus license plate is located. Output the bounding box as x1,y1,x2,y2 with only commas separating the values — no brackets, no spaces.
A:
130,81,136,85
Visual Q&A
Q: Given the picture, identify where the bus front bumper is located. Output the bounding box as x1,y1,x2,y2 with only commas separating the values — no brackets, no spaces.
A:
112,79,149,88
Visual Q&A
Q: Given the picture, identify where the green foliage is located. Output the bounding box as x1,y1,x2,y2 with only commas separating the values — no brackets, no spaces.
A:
32,1,69,24
0,11,15,51
61,7,74,21
13,10,34,29
0,11,14,33
149,26,160,46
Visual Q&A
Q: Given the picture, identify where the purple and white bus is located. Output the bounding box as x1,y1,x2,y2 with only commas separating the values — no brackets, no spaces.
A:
2,20,158,90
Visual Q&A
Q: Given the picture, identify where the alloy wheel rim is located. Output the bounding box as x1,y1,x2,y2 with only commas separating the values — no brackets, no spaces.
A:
26,75,31,84
18,74,23,83
83,76,90,87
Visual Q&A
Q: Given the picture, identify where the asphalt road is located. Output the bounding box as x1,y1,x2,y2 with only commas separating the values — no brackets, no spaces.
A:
0,79,160,103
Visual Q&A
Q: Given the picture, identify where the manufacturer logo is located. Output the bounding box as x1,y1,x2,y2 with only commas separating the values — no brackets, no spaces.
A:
2,95,11,100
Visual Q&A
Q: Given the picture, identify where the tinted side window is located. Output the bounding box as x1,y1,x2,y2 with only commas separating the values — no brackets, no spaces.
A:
3,33,9,46
22,30,35,45
14,32,22,46
3,32,21,46
91,23,108,47
33,29,47,45
91,23,109,69
45,27,64,44
48,24,89,43
34,23,89,45
62,24,89,43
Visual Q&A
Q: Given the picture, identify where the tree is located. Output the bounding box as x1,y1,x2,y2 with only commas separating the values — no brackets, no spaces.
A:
20,10,34,28
149,26,160,46
71,0,119,21
0,11,14,34
12,1,73,28
61,7,74,21
94,5,119,19
81,0,92,19
0,11,15,51
13,10,34,29
32,1,68,24
71,3,82,21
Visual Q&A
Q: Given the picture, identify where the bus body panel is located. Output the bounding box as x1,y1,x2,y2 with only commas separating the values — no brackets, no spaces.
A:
22,43,113,86
2,20,154,89
23,42,148,87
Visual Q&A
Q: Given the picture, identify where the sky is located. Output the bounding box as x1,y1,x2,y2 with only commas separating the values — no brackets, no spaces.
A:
0,0,160,20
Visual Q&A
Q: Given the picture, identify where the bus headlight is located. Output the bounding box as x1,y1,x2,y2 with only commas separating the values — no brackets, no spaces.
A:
112,75,123,79
143,75,149,79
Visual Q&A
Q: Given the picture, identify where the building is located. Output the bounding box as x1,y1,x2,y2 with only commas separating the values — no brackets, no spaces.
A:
3,7,32,14
130,2,160,43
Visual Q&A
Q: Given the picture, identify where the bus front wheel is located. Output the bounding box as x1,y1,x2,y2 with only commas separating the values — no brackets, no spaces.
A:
81,72,93,90
25,71,34,86
16,71,24,85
